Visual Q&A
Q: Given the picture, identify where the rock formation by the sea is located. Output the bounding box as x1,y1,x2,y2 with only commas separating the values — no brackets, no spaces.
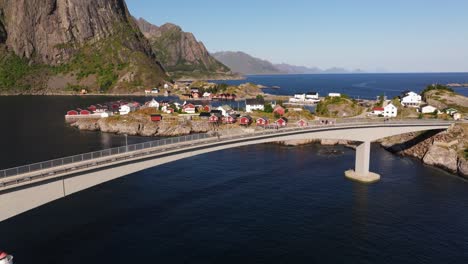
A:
136,18,231,79
380,124,468,178
0,0,166,93
72,117,212,137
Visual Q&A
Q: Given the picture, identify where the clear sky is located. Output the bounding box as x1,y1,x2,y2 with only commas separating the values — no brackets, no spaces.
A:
126,0,468,73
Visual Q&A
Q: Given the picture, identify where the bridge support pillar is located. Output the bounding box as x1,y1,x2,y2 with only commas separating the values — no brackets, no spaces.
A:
345,141,380,183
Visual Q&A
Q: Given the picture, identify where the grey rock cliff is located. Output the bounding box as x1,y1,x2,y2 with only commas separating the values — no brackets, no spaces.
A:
381,124,468,178
137,18,230,74
0,0,152,64
0,0,167,93
423,145,459,173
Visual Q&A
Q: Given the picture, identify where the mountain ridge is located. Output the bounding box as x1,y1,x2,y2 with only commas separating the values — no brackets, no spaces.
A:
212,51,282,75
136,18,232,79
213,50,365,75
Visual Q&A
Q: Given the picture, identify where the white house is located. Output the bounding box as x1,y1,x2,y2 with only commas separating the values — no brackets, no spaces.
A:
305,92,320,102
328,93,341,97
289,93,306,103
453,113,462,121
306,92,319,99
217,105,234,117
420,105,439,114
147,99,160,108
182,103,196,114
163,83,170,89
203,92,212,99
371,107,385,116
246,99,265,113
383,103,398,118
401,91,422,107
119,105,131,115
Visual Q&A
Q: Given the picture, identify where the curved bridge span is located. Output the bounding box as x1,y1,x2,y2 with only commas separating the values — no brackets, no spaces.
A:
0,120,457,221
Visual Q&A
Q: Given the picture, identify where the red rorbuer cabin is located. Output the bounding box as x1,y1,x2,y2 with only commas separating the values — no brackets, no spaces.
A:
222,115,237,124
80,110,91,115
151,114,163,122
275,117,288,127
239,116,253,126
209,114,221,123
273,105,286,116
256,117,269,126
67,110,79,116
297,119,308,127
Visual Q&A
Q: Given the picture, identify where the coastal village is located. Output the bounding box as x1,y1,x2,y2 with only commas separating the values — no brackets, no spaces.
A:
66,82,466,135
64,82,468,177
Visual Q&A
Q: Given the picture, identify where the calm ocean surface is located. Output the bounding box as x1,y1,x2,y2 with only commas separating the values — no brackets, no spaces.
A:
1,73,468,263
217,73,468,99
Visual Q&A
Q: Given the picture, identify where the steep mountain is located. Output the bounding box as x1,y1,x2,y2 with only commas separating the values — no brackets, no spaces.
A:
212,51,282,75
274,63,322,74
0,0,167,94
136,18,231,79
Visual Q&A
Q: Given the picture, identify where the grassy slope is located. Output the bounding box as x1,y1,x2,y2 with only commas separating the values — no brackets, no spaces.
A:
315,95,363,117
0,23,167,94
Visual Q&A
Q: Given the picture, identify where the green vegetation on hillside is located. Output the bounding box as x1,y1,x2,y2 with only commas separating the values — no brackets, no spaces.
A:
0,51,33,90
53,23,166,92
316,95,362,117
0,48,52,92
421,84,454,99
0,22,167,94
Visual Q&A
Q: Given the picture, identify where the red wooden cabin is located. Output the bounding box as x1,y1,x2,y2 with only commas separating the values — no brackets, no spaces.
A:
256,117,269,126
151,114,163,122
297,119,308,127
275,117,288,127
273,105,286,116
239,116,253,126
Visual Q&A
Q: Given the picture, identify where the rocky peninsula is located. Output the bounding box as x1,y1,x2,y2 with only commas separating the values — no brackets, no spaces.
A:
380,123,468,178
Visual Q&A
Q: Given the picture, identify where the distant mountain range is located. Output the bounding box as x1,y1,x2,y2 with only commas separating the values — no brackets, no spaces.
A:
212,51,282,75
213,51,364,75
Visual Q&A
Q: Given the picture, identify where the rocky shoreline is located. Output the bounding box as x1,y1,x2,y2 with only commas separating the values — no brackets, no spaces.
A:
72,117,213,137
379,124,467,178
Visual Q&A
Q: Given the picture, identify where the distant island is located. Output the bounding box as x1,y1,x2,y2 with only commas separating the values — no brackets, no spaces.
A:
447,83,468,87
212,51,364,75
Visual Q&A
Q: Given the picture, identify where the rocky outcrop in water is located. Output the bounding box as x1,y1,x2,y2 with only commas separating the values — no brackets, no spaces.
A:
381,124,468,178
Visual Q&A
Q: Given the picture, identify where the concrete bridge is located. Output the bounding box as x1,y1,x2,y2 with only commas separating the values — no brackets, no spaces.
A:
0,120,457,222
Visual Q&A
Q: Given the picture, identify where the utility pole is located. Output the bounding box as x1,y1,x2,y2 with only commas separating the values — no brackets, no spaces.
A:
124,134,128,152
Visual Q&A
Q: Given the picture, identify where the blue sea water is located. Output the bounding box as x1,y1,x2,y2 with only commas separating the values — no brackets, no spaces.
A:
1,72,468,264
216,73,468,99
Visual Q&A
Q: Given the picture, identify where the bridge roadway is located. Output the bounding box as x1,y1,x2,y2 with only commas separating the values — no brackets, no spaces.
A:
0,120,458,222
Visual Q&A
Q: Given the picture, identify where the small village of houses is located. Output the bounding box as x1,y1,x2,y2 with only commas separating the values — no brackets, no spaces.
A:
65,97,310,129
65,87,464,136
369,91,463,120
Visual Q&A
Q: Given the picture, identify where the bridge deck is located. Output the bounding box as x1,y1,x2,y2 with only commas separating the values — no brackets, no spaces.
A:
0,120,458,191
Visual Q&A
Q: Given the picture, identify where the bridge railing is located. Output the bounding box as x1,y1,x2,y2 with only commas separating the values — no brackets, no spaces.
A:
0,133,212,179
0,119,455,180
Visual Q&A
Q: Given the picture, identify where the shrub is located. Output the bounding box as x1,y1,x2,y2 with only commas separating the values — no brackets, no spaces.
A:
264,103,273,113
